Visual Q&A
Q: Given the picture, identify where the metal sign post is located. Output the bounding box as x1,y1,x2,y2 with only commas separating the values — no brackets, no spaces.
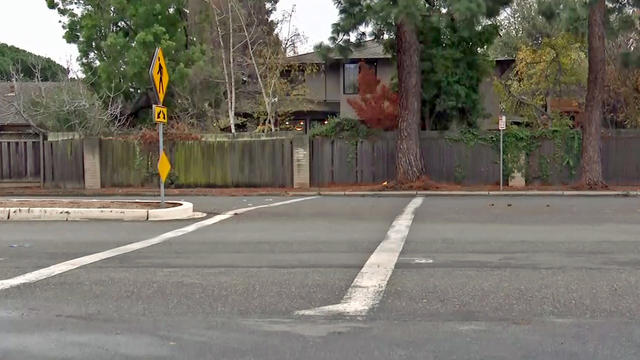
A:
149,48,171,205
499,115,506,191
159,122,165,203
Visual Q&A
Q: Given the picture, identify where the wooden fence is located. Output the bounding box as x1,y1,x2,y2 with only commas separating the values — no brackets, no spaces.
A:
311,132,499,186
100,137,294,188
43,139,85,188
0,139,42,185
5,130,640,189
310,130,640,187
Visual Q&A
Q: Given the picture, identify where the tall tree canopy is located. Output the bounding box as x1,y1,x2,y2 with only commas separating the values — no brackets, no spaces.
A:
0,43,67,81
46,0,214,123
421,3,503,130
536,0,640,187
323,0,510,183
490,0,587,58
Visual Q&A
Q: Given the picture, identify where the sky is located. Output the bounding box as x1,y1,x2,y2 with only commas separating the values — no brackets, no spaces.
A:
0,0,338,71
0,0,80,71
275,0,338,53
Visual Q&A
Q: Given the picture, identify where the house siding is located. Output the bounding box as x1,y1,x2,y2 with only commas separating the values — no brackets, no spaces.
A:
339,58,394,119
289,44,512,130
326,62,341,102
478,77,499,130
304,71,326,101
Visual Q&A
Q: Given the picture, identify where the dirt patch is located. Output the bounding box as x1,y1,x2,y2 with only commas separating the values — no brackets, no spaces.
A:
569,181,610,191
0,200,179,210
380,177,457,191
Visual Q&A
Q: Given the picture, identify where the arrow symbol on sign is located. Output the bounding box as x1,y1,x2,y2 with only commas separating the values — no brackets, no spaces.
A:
157,110,166,121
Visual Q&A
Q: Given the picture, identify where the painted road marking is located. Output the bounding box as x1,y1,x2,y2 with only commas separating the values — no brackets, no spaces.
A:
400,257,434,264
0,197,317,292
296,197,424,317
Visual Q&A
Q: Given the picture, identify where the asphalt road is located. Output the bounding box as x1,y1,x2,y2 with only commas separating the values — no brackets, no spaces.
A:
2,196,640,359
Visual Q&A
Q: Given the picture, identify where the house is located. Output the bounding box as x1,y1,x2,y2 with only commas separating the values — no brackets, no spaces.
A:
477,57,516,130
286,42,516,132
0,82,47,140
285,41,394,132
0,82,52,187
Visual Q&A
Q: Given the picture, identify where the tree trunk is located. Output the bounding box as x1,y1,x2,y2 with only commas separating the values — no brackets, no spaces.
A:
232,0,274,132
228,0,237,134
211,1,236,133
395,19,426,183
581,0,606,188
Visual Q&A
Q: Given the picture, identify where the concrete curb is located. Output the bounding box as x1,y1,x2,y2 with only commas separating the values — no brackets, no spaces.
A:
0,199,195,221
147,201,194,221
288,191,640,197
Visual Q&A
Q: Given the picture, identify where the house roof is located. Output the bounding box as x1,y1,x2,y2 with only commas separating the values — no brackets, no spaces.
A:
287,40,391,64
0,82,60,129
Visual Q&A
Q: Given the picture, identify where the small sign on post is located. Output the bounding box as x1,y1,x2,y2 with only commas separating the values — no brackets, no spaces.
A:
499,115,506,191
158,150,172,183
153,105,168,124
149,48,171,204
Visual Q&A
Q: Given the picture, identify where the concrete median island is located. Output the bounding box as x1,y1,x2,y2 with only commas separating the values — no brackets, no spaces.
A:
0,199,198,221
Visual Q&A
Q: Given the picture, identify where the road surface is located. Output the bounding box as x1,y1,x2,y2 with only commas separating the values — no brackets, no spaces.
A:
1,196,640,359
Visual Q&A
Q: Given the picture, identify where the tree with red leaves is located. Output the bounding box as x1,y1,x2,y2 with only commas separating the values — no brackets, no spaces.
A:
347,62,399,131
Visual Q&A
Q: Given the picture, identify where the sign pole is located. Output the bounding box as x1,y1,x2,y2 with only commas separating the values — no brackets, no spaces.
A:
500,129,504,191
159,122,165,205
149,47,171,206
499,115,506,191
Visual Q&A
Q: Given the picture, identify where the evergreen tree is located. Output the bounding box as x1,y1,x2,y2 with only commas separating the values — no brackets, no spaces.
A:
539,0,640,188
0,43,67,81
323,0,510,183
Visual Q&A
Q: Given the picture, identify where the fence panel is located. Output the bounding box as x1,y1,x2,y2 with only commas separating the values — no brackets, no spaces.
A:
0,140,41,184
44,139,84,188
527,139,579,185
421,136,498,185
372,138,394,183
311,137,333,186
310,132,499,186
333,140,358,184
100,138,294,188
100,139,150,187
603,133,640,185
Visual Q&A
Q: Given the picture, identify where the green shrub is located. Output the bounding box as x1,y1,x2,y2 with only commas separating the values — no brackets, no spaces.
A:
309,117,375,141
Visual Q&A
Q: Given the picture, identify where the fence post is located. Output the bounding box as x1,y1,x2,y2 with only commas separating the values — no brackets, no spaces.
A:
292,135,310,189
83,137,101,190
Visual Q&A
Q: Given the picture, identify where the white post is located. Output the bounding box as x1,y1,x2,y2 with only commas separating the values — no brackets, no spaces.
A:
159,123,165,205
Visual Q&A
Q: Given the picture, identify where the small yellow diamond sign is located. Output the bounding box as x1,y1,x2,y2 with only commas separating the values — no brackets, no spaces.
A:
153,105,168,124
149,47,170,105
158,151,171,183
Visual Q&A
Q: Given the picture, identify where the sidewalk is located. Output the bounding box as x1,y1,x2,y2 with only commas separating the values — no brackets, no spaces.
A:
1,186,639,197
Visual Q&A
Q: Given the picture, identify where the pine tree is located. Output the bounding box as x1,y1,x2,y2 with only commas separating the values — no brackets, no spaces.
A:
323,0,511,183
582,0,607,188
539,0,640,188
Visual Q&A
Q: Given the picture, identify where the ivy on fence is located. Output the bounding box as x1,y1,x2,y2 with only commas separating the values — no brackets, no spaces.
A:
446,124,582,184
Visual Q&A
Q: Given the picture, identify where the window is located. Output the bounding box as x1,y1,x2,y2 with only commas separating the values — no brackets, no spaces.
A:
343,61,377,95
343,63,359,95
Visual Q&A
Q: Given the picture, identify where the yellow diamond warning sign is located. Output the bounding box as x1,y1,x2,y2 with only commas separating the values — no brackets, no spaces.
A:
149,47,170,105
158,150,171,183
153,105,168,124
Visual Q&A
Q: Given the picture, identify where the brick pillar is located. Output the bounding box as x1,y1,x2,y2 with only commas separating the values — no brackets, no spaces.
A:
83,138,101,190
292,135,310,188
